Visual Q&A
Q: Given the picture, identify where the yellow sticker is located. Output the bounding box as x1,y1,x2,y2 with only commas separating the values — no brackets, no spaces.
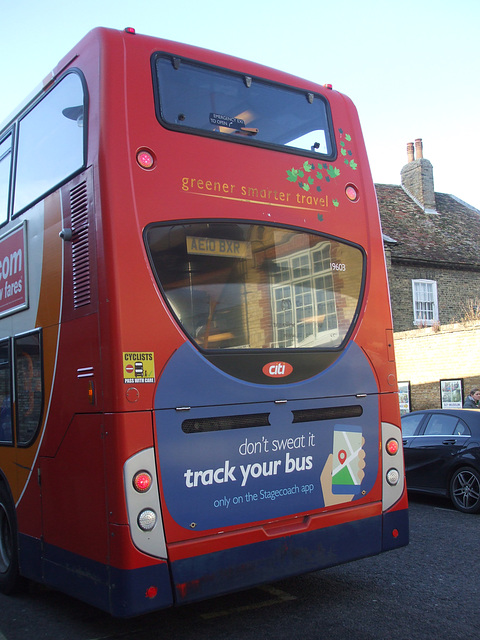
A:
123,352,155,383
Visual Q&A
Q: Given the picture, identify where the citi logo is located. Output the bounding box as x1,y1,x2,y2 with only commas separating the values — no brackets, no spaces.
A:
262,361,293,378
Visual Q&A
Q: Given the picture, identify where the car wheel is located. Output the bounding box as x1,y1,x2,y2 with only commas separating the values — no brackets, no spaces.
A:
0,483,23,594
449,467,480,514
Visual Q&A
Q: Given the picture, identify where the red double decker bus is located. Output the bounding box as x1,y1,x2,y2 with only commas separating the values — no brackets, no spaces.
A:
0,27,407,617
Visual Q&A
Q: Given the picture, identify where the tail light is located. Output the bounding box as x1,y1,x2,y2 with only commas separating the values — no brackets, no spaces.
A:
133,471,152,493
386,438,399,456
382,423,405,511
123,448,167,558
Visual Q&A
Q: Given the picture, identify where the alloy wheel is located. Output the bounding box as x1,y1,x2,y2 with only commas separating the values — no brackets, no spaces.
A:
450,467,480,513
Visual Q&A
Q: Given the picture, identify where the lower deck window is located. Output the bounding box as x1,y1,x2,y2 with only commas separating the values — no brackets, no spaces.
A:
15,332,43,446
0,331,43,447
0,340,11,444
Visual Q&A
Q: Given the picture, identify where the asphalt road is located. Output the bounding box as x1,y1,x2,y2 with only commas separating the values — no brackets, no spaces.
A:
1,494,478,640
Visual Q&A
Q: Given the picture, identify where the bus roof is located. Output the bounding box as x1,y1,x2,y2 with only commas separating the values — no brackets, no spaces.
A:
1,26,340,134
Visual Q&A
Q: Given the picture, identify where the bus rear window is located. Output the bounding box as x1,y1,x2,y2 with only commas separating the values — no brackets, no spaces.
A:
153,55,334,157
145,222,364,350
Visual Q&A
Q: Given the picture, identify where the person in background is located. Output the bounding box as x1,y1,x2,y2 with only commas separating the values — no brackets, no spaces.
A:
463,388,480,408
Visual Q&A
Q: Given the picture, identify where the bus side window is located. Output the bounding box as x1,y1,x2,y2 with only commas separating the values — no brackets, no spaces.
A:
14,332,43,446
0,133,13,226
13,71,86,217
0,339,12,445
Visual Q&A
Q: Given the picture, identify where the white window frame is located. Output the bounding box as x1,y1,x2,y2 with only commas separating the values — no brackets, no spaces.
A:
272,245,339,348
412,279,438,326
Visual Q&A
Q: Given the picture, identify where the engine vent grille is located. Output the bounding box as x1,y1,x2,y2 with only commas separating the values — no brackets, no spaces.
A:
70,181,91,308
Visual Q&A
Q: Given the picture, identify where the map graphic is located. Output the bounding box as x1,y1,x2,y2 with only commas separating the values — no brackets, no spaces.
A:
332,428,363,491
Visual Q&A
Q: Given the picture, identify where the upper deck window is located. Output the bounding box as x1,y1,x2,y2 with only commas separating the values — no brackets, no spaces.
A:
145,222,364,351
0,133,12,225
13,72,86,216
153,55,334,158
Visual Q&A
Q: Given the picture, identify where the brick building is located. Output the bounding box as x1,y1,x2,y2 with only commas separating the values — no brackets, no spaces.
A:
375,139,480,410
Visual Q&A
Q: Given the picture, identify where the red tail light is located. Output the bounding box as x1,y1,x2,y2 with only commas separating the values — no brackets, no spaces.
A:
133,471,152,493
136,149,155,169
386,438,399,455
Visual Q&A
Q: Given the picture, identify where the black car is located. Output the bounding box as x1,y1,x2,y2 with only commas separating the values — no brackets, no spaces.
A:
401,408,480,513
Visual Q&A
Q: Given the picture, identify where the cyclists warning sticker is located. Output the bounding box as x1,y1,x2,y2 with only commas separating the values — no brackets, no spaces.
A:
123,352,155,383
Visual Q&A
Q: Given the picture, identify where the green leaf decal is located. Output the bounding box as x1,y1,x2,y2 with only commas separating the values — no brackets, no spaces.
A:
327,165,341,179
316,171,323,180
286,168,305,182
333,199,339,207
345,134,351,142
303,161,313,172
340,148,347,156
349,159,357,170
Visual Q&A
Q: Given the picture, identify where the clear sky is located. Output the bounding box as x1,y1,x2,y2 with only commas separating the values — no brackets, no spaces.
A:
1,0,479,209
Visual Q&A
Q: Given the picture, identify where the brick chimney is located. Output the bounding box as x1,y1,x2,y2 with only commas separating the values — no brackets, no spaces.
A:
400,138,437,213
407,142,415,163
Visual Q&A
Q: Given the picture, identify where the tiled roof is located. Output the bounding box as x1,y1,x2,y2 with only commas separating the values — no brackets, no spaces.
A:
375,184,480,268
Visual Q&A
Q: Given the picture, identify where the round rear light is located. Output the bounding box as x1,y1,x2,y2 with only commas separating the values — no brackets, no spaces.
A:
386,438,399,456
345,184,359,202
138,509,157,531
386,468,400,486
133,471,152,493
136,149,155,169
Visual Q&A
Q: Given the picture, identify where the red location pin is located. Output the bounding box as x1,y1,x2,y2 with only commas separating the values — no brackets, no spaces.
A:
338,449,347,464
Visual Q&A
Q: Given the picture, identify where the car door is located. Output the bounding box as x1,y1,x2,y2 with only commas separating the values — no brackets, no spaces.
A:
405,413,471,491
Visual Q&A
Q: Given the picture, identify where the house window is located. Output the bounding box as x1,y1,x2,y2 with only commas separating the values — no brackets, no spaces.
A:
412,279,438,326
272,244,339,348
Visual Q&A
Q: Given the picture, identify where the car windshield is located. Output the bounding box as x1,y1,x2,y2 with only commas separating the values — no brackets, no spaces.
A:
153,55,334,157
145,222,364,351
